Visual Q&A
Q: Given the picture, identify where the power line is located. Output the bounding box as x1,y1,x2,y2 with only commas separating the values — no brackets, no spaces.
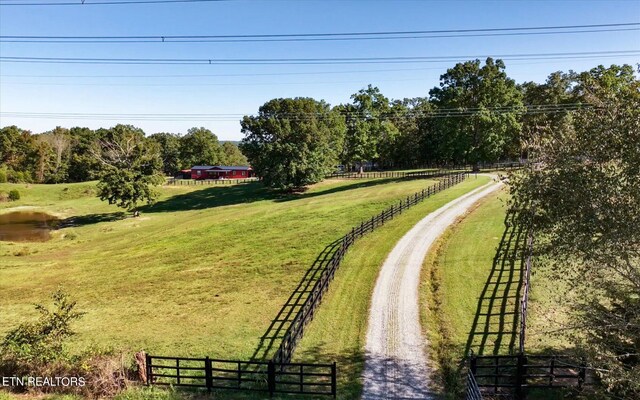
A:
0,105,594,122
1,50,638,65
0,66,449,78
2,23,639,43
0,0,231,6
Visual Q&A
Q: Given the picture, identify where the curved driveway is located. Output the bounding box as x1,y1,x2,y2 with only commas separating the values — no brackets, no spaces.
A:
362,179,502,399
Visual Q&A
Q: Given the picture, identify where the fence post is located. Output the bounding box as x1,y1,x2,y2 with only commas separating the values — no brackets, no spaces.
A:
145,354,152,385
205,356,212,392
516,353,527,400
331,362,337,399
268,360,276,397
578,358,586,390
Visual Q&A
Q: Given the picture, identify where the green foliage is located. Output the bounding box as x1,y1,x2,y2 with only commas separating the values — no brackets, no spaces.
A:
340,85,399,171
426,58,524,166
7,190,20,201
95,125,164,211
179,127,222,168
1,289,84,365
148,132,182,175
0,168,6,183
240,97,345,190
511,64,640,398
221,141,248,166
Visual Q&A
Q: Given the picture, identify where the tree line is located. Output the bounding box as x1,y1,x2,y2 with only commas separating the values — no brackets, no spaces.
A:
0,126,247,184
510,63,640,398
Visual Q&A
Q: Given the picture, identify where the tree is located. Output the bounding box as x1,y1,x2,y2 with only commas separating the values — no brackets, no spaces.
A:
341,85,397,172
240,97,345,190
388,97,432,168
179,127,222,168
67,127,102,182
39,126,72,183
220,142,248,166
148,132,182,175
519,71,576,159
510,64,640,397
0,126,37,182
93,125,164,213
426,58,523,167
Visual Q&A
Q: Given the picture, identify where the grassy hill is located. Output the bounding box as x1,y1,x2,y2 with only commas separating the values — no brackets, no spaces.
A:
0,176,485,360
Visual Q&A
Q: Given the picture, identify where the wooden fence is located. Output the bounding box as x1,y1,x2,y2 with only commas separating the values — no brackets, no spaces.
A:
272,172,469,364
166,178,259,185
469,354,587,399
326,169,449,179
146,355,336,397
465,368,483,400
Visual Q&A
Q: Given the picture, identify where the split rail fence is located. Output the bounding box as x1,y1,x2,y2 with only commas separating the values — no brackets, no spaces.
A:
272,172,468,364
469,354,587,399
148,171,469,397
166,177,258,185
146,355,336,397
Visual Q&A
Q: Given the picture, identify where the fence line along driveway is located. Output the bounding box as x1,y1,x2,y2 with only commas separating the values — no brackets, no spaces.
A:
362,179,503,400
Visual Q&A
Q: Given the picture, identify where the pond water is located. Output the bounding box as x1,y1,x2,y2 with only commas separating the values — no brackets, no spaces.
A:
0,211,60,242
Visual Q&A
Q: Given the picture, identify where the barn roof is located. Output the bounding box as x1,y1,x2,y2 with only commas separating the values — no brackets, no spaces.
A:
208,166,252,171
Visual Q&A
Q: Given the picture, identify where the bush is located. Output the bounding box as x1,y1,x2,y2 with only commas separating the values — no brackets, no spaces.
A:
1,289,85,366
0,192,8,203
0,169,7,183
8,190,20,201
0,290,134,398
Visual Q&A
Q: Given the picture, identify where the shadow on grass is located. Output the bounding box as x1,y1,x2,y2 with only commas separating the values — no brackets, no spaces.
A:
294,345,365,400
464,208,529,356
58,212,127,228
248,238,345,363
144,178,409,213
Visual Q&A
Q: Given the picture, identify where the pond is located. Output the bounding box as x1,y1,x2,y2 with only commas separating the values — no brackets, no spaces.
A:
0,211,60,242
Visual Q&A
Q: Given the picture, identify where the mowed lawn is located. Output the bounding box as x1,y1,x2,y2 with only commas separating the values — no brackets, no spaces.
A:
293,176,492,399
419,189,571,394
0,176,462,359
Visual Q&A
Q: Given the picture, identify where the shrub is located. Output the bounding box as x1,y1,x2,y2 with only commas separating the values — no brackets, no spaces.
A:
0,169,7,183
1,289,85,366
8,190,20,201
0,192,8,203
0,291,134,398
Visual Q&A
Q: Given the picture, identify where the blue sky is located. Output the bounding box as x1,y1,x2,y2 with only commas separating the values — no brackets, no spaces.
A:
0,0,639,140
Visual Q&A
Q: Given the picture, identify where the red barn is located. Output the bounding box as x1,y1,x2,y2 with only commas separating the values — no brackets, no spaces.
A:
190,165,254,180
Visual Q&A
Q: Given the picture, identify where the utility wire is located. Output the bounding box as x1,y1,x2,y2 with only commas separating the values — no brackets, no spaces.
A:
2,23,639,43
1,50,638,65
0,105,595,122
0,0,232,6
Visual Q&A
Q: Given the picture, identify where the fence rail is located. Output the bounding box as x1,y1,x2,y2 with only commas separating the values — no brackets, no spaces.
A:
166,178,259,185
465,367,483,400
272,172,468,364
469,354,588,399
146,354,336,397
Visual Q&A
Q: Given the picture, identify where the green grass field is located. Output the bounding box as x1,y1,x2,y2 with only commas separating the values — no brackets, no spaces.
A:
419,189,573,398
0,176,486,362
293,175,492,399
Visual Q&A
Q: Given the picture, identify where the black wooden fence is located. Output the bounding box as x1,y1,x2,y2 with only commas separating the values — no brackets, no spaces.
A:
326,169,451,179
465,368,483,400
470,354,588,399
146,355,336,397
166,178,259,185
272,172,469,364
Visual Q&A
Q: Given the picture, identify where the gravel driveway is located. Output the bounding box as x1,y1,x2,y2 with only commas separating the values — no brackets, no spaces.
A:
361,179,502,399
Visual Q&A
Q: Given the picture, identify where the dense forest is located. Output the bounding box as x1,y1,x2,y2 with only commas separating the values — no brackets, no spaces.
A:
1,59,637,185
